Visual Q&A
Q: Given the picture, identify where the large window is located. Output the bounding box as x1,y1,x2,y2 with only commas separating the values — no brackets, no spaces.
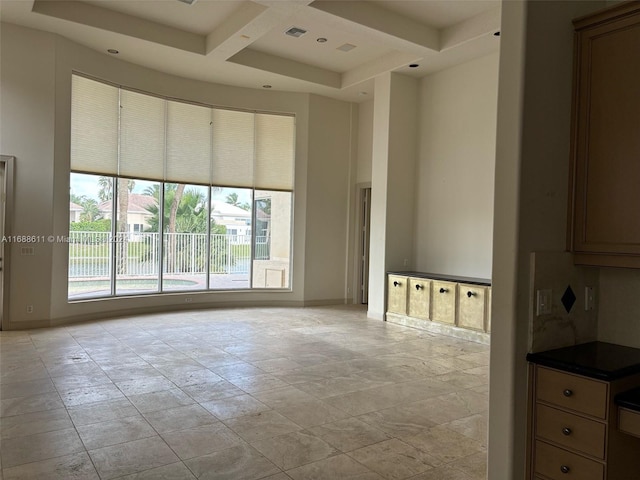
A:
68,75,294,300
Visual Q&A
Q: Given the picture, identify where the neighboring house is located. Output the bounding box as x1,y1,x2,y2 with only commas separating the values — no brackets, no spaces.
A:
69,202,82,223
98,194,156,234
211,201,252,239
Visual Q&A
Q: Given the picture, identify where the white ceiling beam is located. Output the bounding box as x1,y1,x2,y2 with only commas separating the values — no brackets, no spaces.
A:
31,0,205,54
341,51,422,89
308,0,440,55
228,48,341,88
205,2,285,59
440,6,501,51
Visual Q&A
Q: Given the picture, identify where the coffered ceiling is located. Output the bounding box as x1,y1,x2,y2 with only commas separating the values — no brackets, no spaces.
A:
0,0,501,102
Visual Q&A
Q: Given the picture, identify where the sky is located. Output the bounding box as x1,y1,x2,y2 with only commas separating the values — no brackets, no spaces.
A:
70,173,252,205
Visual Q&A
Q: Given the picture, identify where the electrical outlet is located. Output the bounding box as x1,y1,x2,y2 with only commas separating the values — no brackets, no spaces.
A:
26,305,33,314
536,289,552,316
403,258,409,267
585,286,595,311
184,297,192,303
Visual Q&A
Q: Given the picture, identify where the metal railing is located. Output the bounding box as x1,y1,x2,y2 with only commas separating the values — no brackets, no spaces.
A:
68,231,269,278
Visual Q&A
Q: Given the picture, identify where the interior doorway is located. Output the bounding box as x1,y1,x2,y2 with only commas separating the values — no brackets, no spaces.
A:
0,155,14,330
358,187,371,304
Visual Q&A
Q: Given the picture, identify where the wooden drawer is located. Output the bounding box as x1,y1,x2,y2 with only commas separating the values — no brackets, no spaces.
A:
534,440,604,480
387,275,408,315
457,284,487,331
431,280,456,324
536,367,608,419
536,403,606,459
408,278,430,320
618,407,640,438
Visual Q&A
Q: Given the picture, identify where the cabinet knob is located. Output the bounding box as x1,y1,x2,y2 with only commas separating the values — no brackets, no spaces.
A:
560,465,570,474
439,287,448,293
415,284,423,290
562,427,572,436
393,281,401,287
467,291,476,298
563,389,573,397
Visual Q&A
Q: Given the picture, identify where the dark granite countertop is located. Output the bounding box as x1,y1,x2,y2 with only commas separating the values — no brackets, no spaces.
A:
616,387,640,411
387,271,491,286
526,341,640,381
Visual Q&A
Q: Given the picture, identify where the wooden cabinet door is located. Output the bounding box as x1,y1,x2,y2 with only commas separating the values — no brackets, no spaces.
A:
431,281,456,324
387,275,407,315
457,284,487,331
408,278,430,320
570,4,640,267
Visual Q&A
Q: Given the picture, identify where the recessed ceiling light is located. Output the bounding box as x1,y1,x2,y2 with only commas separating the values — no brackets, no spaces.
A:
240,34,250,40
107,49,119,54
359,92,368,96
316,37,327,43
409,64,419,68
176,0,198,5
262,85,272,89
336,43,356,52
285,27,307,38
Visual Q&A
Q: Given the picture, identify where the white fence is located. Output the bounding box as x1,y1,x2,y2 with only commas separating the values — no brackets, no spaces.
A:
68,231,269,278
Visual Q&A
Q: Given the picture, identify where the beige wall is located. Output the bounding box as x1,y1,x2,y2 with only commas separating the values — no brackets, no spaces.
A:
303,95,354,303
0,23,356,328
356,99,374,185
415,53,498,279
489,1,606,478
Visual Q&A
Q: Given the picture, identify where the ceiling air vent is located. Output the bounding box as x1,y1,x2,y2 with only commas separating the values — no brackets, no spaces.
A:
285,27,307,38
336,43,357,52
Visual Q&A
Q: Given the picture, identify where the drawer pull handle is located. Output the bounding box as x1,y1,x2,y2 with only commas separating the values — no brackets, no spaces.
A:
394,281,401,287
467,291,476,298
563,389,573,397
415,284,423,290
560,465,570,474
562,427,572,436
439,288,448,293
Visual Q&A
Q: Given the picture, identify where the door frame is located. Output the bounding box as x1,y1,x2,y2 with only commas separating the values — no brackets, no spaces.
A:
0,155,15,330
353,183,371,305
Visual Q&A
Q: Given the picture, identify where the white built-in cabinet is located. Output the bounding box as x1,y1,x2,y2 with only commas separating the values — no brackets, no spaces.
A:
386,272,491,342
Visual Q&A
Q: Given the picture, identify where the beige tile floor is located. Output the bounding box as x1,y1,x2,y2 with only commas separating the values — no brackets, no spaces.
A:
0,305,489,480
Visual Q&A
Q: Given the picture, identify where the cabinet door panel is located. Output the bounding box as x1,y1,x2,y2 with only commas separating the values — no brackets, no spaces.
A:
387,275,407,315
408,278,430,320
457,284,487,331
431,281,456,324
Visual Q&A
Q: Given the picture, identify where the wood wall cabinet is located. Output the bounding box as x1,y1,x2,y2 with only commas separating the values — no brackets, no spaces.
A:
527,343,640,480
385,272,491,341
568,2,640,267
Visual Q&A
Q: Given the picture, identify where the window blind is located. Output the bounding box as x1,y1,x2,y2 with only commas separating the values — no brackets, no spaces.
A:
70,75,294,191
211,108,254,188
119,89,165,181
70,75,118,174
166,100,211,184
255,113,295,191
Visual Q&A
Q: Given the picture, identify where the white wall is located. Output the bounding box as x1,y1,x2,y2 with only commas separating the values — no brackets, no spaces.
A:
0,23,356,328
356,99,374,184
415,53,499,279
304,94,354,302
488,1,606,478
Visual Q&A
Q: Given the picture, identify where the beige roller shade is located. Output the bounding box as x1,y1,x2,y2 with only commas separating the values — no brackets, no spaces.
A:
119,89,165,180
70,75,118,174
166,100,211,184
211,108,254,188
255,113,294,190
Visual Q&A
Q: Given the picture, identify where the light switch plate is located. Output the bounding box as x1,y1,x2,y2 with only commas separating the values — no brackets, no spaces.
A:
585,286,595,311
536,289,552,316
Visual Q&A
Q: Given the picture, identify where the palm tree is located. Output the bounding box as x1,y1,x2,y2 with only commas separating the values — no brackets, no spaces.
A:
79,198,101,222
225,192,239,206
